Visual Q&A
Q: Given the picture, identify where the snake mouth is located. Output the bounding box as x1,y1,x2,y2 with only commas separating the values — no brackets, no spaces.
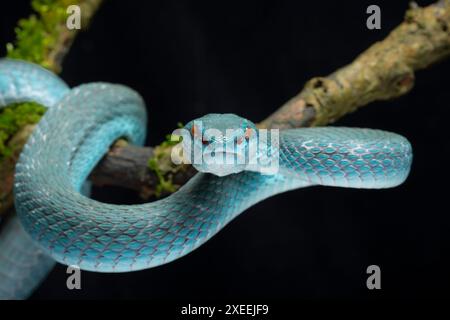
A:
203,151,246,165
199,163,247,176
193,151,247,176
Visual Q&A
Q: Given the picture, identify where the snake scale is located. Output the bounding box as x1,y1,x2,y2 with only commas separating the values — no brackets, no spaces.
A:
0,59,412,299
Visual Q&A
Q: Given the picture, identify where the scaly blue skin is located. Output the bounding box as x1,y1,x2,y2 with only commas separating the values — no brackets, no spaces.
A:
0,59,413,299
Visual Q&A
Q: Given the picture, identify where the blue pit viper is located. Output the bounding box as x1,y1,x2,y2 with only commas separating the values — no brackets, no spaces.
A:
0,59,413,299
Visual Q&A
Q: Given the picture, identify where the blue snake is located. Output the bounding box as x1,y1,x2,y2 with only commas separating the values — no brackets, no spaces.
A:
0,59,413,299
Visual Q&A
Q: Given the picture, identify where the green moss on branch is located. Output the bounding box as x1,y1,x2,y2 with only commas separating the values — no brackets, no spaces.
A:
0,0,103,216
7,0,79,72
7,0,103,73
0,102,46,161
147,124,184,197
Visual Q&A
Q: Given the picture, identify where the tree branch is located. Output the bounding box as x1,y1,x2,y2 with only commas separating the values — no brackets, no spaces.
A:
0,0,103,216
260,0,450,129
47,0,103,73
2,1,450,216
90,0,450,198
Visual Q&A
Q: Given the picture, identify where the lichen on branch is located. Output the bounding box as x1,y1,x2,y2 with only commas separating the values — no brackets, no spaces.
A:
1,0,450,216
259,0,450,129
91,0,450,198
0,102,45,160
7,0,103,73
0,0,103,216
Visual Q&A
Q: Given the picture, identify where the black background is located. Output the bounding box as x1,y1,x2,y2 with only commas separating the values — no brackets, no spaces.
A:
1,0,449,300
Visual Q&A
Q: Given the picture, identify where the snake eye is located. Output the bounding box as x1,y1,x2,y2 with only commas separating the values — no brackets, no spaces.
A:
191,125,198,136
245,127,252,140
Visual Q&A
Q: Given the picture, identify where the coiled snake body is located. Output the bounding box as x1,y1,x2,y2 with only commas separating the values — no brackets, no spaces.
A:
0,59,412,298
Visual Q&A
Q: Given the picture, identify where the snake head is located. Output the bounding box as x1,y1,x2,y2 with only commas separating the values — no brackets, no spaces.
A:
184,113,258,176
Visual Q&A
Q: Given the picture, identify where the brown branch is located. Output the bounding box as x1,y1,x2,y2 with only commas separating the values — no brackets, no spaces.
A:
48,0,104,73
0,0,104,216
260,0,450,129
90,141,197,198
2,1,450,215
90,0,450,198
0,125,36,216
